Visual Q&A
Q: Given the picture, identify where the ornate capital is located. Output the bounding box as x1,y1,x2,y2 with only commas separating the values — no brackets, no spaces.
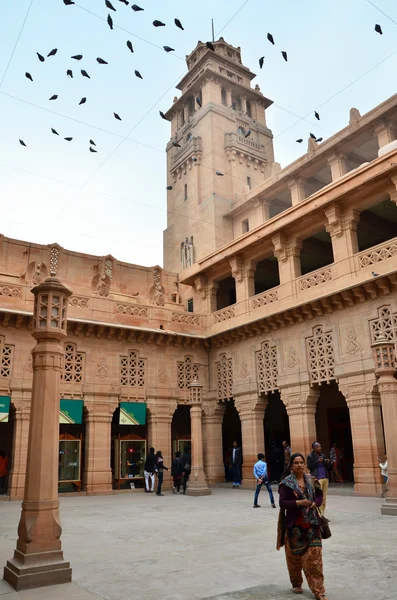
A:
194,275,207,299
324,202,343,238
229,255,244,283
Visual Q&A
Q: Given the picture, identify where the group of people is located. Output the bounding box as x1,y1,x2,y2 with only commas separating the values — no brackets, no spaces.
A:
0,449,8,495
143,446,191,496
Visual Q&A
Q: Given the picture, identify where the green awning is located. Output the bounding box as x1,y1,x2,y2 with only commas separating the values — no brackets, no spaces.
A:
60,399,83,424
0,396,10,423
119,402,146,425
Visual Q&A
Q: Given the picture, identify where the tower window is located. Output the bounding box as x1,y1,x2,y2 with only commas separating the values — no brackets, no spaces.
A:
187,96,195,117
221,87,227,106
187,298,194,313
184,184,188,201
247,176,251,190
247,100,252,118
242,219,249,233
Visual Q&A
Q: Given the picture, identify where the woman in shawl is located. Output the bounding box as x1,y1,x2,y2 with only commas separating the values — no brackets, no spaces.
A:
277,453,328,600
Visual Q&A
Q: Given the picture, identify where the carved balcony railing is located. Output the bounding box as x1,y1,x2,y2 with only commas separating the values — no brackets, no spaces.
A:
251,288,279,309
69,296,90,308
116,303,149,318
170,136,202,170
213,306,235,324
172,312,201,326
298,267,333,291
357,237,397,269
0,284,22,298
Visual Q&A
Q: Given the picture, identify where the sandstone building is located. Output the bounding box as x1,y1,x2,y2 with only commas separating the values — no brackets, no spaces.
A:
1,39,397,500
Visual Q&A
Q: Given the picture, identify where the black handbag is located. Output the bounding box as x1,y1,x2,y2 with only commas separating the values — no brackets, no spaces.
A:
318,512,332,539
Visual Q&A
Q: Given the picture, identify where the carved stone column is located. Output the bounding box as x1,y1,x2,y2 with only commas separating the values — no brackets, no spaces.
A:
327,152,347,180
372,336,397,515
339,379,384,495
147,403,173,490
325,204,359,267
235,393,266,487
202,402,225,485
272,233,302,298
8,388,31,500
82,402,116,495
374,119,395,149
241,96,247,114
286,176,306,205
187,381,211,496
282,387,319,458
226,88,232,107
4,276,72,590
230,256,255,303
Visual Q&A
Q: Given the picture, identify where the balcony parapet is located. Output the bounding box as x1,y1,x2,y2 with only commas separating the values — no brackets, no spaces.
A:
298,267,333,291
170,136,202,171
357,237,397,269
252,288,279,309
213,306,235,324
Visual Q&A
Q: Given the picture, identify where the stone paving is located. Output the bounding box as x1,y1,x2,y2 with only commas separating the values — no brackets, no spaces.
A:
0,488,395,600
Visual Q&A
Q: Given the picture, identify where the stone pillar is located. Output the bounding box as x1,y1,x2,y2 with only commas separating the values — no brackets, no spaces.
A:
230,256,255,303
287,176,306,205
282,387,319,458
241,96,247,114
327,152,347,181
272,233,302,295
235,393,266,487
374,120,395,149
4,276,72,590
186,380,211,496
372,336,397,515
82,403,115,495
8,388,31,500
339,382,384,495
202,402,225,485
325,204,359,265
147,403,173,490
226,88,232,107
208,281,218,313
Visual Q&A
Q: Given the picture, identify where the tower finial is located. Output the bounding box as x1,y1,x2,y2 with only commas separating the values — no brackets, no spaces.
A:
211,18,215,42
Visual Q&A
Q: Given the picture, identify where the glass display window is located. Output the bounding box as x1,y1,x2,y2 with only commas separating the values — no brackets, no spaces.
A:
59,433,82,491
173,437,191,456
114,434,146,490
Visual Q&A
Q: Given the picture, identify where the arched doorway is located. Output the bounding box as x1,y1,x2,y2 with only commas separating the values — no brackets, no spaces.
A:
111,406,147,490
222,400,241,481
171,405,191,457
264,391,290,482
315,382,354,482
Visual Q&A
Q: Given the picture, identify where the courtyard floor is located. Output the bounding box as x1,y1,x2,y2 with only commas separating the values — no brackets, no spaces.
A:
0,488,395,600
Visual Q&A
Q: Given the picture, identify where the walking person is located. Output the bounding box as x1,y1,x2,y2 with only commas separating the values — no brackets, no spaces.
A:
181,445,191,495
231,440,242,488
378,454,388,495
277,453,328,600
307,442,330,516
253,453,276,508
144,447,157,493
281,441,292,479
329,442,343,483
171,451,184,494
0,450,8,495
155,450,168,496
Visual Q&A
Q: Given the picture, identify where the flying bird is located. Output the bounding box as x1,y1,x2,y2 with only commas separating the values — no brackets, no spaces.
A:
105,0,116,10
131,4,144,10
174,18,184,30
64,137,73,141
37,52,45,62
267,33,275,45
47,48,58,57
89,147,97,153
163,46,175,52
49,94,58,100
79,97,87,105
166,185,173,190
67,69,73,78
375,24,383,35
314,111,320,120
244,129,251,138
296,139,303,143
96,57,108,64
126,40,134,52
316,137,323,143
25,72,33,81
259,56,264,69
206,41,215,51
71,54,83,60
90,139,96,146
107,14,114,29
172,141,181,148
196,96,202,107
119,0,129,4
153,20,166,27
114,112,122,120
159,111,168,120
216,171,224,176
281,51,288,62
63,0,75,4
310,133,316,139
51,128,59,135
81,69,90,78
135,69,143,79
19,139,27,147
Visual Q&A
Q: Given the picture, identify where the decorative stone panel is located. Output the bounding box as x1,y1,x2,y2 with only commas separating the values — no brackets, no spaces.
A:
369,305,397,343
116,304,149,317
306,325,335,385
358,238,397,268
213,307,235,324
256,341,278,393
69,296,89,308
252,289,278,309
216,353,233,401
299,268,332,291
0,337,13,378
63,343,84,383
120,350,146,387
172,312,200,325
0,285,22,298
177,355,199,389
49,245,60,276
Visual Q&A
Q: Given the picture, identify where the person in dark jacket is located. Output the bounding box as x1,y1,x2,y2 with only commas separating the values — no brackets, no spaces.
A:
144,447,157,493
171,451,184,493
181,446,191,495
307,442,330,516
155,450,168,496
231,440,242,488
277,453,327,600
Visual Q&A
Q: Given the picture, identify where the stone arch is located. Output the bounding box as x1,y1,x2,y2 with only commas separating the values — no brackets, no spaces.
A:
222,399,241,482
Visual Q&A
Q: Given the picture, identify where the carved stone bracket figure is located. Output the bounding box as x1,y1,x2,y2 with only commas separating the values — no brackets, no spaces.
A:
92,273,111,297
150,267,166,306
181,237,194,269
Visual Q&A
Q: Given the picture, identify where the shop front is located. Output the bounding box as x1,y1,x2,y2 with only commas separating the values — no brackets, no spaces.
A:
0,396,12,496
58,399,84,493
112,402,147,490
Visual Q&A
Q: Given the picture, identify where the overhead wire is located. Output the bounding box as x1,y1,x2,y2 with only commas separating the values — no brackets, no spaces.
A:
365,0,397,27
0,0,35,89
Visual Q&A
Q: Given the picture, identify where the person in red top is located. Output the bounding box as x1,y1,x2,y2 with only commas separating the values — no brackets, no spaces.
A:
0,449,8,495
277,453,328,600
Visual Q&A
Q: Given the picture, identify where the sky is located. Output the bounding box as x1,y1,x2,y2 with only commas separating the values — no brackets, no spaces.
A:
1,0,397,267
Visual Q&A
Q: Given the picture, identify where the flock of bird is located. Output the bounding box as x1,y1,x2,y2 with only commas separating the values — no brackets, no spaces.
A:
17,0,387,160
